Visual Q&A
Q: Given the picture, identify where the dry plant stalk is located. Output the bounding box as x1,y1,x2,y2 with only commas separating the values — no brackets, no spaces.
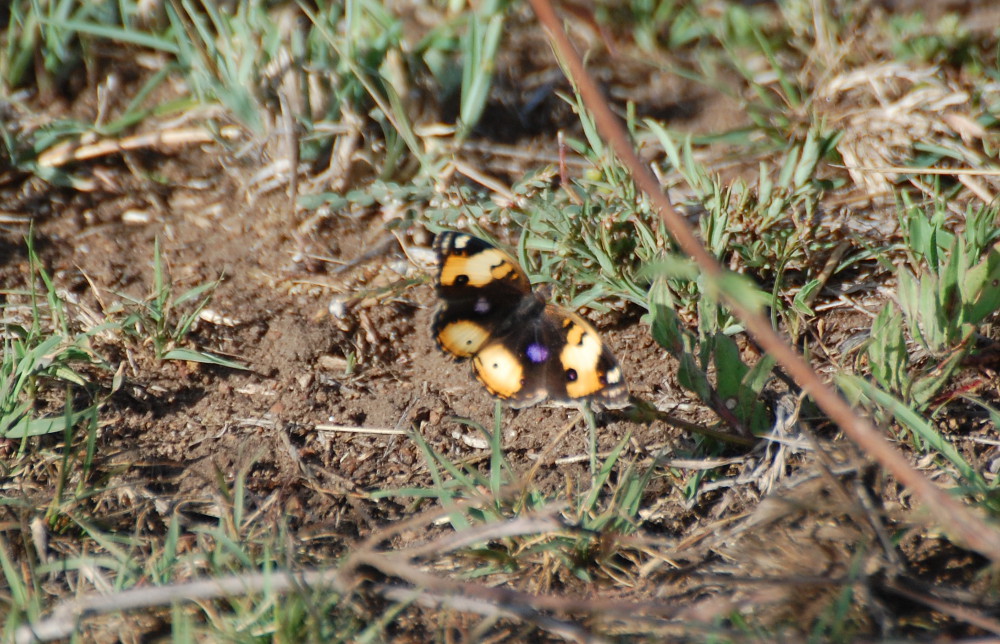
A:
36,126,242,168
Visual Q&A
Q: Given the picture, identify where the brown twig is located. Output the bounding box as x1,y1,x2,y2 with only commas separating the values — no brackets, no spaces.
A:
374,584,607,643
36,126,242,168
884,579,1000,635
15,568,347,644
526,0,1000,561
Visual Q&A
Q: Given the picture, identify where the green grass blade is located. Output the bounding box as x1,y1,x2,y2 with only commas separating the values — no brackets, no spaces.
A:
837,374,987,491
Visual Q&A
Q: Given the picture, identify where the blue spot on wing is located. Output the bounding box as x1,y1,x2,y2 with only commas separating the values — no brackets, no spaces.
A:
526,343,549,363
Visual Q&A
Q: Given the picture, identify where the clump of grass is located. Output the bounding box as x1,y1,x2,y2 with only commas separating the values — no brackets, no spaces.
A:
863,200,1000,411
371,402,658,584
112,238,244,369
1,235,112,446
1,1,512,199
2,234,112,634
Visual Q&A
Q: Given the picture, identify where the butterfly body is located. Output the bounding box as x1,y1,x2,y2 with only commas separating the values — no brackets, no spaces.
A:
432,231,628,409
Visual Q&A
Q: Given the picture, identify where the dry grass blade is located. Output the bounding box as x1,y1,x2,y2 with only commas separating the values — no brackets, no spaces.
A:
15,568,348,644
36,125,242,168
375,584,606,644
526,0,1000,562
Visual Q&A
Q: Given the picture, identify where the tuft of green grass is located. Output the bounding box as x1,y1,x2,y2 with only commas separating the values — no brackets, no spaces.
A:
1,1,513,193
1,235,115,637
112,238,245,369
865,200,1000,411
1,234,112,445
368,401,664,588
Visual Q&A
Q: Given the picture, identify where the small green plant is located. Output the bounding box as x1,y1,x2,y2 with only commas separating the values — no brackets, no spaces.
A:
887,12,974,64
649,123,844,320
646,277,773,438
373,403,515,528
1,236,112,444
866,201,1000,409
116,239,245,369
839,373,989,497
371,400,663,586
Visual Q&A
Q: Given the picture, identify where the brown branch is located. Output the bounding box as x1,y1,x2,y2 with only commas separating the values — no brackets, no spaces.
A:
526,0,1000,561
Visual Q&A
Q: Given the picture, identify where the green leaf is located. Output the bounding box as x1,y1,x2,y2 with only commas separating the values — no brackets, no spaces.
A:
161,348,248,370
837,374,987,492
968,248,1000,323
909,349,964,409
713,333,747,401
4,408,89,439
711,272,770,316
741,352,776,434
791,279,820,316
458,8,505,138
868,303,907,394
582,431,632,514
678,353,711,401
646,280,682,353
38,18,180,54
174,280,220,307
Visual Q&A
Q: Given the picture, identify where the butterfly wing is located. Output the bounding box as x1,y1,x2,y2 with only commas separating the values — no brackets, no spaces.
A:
433,231,533,358
472,305,629,409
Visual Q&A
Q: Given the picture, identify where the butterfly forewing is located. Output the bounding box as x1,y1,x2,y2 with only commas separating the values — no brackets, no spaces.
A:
433,231,532,358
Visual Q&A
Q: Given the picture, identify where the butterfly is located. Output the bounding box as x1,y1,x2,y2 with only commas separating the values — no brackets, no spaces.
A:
432,230,628,409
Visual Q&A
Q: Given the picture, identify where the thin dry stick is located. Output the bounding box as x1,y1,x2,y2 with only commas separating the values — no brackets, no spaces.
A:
386,511,565,561
15,568,347,644
376,584,606,644
315,423,406,435
884,580,1000,636
36,126,242,168
352,551,684,618
526,0,1000,561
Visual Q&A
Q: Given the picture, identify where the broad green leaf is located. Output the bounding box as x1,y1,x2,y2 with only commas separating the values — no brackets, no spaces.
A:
678,353,711,401
713,333,747,401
